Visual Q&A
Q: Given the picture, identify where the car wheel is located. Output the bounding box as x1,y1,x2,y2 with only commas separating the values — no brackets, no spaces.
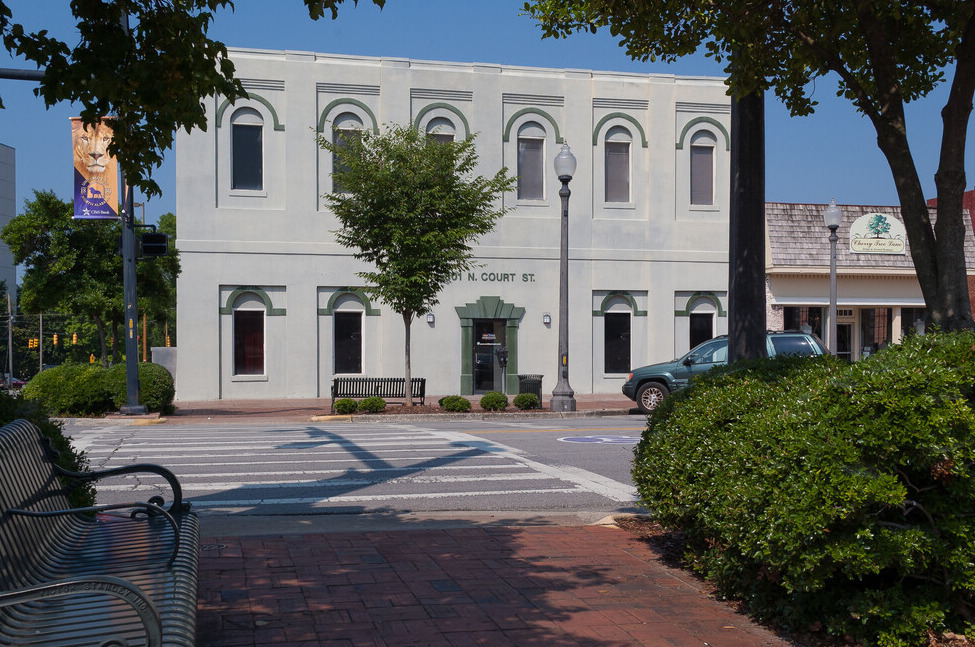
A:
636,381,669,413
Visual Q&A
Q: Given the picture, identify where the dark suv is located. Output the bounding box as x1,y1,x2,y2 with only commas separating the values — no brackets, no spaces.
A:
622,331,827,413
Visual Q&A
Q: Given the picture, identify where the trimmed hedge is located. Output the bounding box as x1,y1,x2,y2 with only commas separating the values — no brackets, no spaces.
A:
633,330,975,646
479,391,508,411
358,396,386,413
22,362,175,417
333,398,358,414
513,393,539,410
439,395,472,412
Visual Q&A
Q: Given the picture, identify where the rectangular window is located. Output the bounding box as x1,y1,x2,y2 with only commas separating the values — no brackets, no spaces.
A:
233,310,264,375
332,129,359,194
783,306,824,339
605,141,630,203
231,124,263,190
690,144,714,205
517,138,544,200
604,313,630,374
334,312,362,374
689,312,714,349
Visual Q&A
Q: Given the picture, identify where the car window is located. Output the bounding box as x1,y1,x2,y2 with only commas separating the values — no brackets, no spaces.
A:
770,335,816,356
687,339,727,364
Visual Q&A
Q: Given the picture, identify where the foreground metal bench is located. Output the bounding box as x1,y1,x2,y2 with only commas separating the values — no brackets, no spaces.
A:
0,419,199,646
330,376,426,412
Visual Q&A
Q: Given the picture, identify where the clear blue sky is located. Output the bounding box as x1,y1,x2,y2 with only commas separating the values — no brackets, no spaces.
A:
1,0,968,225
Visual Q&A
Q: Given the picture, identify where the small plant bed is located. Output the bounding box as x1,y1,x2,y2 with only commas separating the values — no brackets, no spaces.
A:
341,398,548,415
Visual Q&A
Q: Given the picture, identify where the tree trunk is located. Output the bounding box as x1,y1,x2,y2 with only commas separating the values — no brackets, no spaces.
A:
728,88,768,362
403,311,414,406
111,320,121,365
95,317,109,368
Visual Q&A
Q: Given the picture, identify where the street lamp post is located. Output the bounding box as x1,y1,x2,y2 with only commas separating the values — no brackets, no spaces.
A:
823,199,844,356
551,143,577,412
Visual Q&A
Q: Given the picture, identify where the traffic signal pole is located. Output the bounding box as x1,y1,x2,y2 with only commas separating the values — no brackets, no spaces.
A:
120,180,146,415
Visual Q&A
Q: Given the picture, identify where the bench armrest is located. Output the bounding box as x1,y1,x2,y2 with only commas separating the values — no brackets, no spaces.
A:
9,501,182,567
56,462,190,514
0,574,162,647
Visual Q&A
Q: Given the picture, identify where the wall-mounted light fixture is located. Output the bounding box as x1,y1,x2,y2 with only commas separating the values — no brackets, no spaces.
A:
426,312,435,324
542,313,552,325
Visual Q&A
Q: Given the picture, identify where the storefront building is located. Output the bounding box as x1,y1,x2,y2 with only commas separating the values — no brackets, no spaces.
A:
174,49,733,400
765,202,975,361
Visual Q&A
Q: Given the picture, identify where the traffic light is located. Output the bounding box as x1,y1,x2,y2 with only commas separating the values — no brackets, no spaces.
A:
53,334,58,346
72,332,78,345
139,232,169,258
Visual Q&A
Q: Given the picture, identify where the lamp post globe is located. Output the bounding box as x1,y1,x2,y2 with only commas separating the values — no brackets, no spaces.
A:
823,199,844,356
551,143,577,412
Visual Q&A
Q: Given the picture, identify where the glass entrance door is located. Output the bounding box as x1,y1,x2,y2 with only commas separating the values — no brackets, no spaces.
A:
473,319,506,393
837,323,853,362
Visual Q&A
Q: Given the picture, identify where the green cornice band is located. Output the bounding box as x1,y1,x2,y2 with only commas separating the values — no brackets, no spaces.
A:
319,288,381,316
592,291,647,317
216,93,285,131
674,291,726,317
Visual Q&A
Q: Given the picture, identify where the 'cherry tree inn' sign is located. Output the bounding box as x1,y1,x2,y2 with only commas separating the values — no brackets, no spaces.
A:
849,213,907,255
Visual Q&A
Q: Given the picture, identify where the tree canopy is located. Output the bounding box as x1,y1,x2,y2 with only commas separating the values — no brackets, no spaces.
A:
1,190,180,366
526,0,975,330
0,0,385,197
319,123,515,400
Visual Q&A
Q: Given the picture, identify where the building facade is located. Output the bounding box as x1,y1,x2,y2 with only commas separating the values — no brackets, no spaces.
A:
765,202,975,361
175,49,733,401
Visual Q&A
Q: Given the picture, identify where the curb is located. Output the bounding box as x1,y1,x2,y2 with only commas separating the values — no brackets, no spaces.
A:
311,408,639,423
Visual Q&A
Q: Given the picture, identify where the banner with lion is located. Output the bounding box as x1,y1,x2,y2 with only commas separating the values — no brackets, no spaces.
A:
71,117,119,220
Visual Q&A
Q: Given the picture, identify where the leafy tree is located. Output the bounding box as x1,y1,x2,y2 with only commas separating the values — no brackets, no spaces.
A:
319,124,515,403
525,0,975,331
0,0,385,197
2,190,179,366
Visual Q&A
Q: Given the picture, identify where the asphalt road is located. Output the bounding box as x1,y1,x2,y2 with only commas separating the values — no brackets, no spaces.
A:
67,416,649,528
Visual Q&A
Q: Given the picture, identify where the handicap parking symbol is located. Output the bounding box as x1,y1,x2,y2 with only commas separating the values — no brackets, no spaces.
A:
558,435,639,444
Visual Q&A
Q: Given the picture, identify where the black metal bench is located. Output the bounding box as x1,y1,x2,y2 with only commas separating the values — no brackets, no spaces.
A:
330,377,426,412
0,419,199,646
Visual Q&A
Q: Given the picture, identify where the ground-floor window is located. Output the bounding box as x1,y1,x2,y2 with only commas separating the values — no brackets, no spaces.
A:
860,307,892,357
783,306,824,339
688,312,714,349
604,312,630,374
334,311,362,374
901,307,927,336
233,310,264,375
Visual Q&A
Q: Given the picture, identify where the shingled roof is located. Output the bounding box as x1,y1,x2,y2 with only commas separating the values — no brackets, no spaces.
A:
765,202,975,272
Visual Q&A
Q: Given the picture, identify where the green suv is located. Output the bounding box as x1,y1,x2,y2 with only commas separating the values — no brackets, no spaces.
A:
622,331,827,413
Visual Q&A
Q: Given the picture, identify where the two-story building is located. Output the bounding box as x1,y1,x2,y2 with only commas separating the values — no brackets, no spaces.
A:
174,49,733,401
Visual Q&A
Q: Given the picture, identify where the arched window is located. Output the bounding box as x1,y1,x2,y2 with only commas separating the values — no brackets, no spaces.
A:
333,294,364,374
690,131,716,206
332,112,363,194
233,292,265,375
517,122,546,200
426,117,455,143
231,108,263,190
604,126,631,203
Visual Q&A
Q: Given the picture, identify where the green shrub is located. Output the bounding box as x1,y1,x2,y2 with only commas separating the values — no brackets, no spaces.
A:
106,362,176,414
358,397,386,413
333,398,358,414
0,390,94,508
632,331,975,646
22,364,113,416
439,395,472,412
512,393,539,410
479,391,508,411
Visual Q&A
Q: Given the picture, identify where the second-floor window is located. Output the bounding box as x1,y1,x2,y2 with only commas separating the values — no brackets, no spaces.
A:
231,108,264,191
517,122,545,200
690,132,716,206
604,126,631,203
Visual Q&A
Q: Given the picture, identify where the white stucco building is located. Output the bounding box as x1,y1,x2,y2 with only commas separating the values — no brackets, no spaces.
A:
175,49,732,401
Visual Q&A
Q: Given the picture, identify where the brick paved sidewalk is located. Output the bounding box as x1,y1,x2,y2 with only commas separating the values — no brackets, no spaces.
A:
198,524,794,647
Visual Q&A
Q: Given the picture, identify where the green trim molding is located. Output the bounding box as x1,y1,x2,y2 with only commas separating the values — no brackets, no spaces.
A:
676,116,730,151
591,113,648,148
592,291,648,317
216,93,285,131
219,286,287,316
318,288,381,316
413,103,472,140
674,291,727,317
455,296,526,395
502,108,563,144
317,98,380,134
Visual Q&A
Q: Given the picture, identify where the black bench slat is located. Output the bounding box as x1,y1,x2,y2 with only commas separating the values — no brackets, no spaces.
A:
0,419,199,646
331,377,427,412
